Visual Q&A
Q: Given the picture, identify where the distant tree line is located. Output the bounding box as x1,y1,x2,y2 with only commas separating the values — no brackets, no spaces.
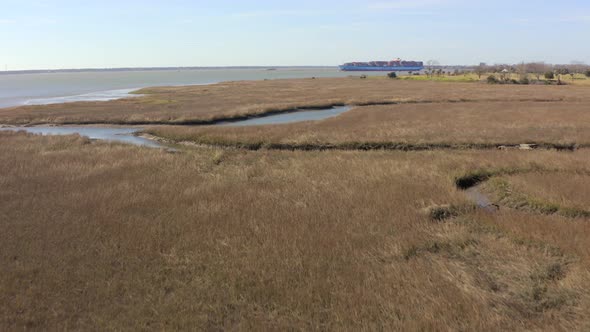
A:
475,62,590,85
384,60,590,83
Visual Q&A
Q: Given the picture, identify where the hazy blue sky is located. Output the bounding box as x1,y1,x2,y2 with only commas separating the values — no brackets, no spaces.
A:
2,0,590,69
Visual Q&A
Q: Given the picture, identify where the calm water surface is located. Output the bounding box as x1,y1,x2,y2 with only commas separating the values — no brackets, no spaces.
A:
0,68,380,108
1,68,361,147
220,106,351,126
1,105,352,147
0,127,162,148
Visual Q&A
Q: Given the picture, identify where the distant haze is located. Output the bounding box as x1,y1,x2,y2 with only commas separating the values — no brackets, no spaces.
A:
1,0,589,70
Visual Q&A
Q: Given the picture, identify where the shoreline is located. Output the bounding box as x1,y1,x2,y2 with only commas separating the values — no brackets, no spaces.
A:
3,123,584,152
0,68,374,109
136,130,584,152
0,96,571,127
0,66,339,76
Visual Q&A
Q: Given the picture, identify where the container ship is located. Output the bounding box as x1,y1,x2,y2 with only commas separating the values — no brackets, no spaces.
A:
339,58,424,71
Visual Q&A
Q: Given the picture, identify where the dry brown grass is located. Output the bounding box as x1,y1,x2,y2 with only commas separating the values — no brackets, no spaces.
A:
500,173,590,210
147,101,590,148
481,172,590,218
1,77,590,125
2,131,590,330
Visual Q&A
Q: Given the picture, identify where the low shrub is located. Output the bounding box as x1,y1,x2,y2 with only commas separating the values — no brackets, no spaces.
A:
544,72,555,80
387,72,398,79
487,75,499,84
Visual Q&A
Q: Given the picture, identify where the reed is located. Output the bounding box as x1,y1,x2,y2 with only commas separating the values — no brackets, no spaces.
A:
2,131,590,330
1,77,590,125
146,101,590,149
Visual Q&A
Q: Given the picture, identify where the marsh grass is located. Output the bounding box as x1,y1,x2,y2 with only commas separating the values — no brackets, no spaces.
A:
398,74,480,82
2,77,590,331
2,132,590,330
1,78,590,125
146,100,590,150
484,174,590,218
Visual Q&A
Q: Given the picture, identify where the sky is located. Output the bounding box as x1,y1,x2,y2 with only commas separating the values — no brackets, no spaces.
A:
1,0,590,70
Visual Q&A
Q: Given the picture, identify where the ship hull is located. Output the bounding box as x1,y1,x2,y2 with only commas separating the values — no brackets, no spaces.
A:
339,65,423,72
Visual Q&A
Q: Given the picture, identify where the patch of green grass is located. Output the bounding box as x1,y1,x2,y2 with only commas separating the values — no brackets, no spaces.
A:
361,73,481,83
399,74,480,83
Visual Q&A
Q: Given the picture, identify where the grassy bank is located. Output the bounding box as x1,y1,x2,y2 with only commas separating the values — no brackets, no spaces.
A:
398,74,480,82
2,131,590,330
399,72,590,85
1,77,590,125
145,101,590,149
483,174,590,218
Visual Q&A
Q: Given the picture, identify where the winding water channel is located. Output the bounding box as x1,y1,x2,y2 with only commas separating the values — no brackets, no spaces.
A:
219,106,351,126
0,126,162,148
0,106,352,148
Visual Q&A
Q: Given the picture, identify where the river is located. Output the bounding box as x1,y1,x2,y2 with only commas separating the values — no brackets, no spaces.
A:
0,106,353,148
0,67,379,108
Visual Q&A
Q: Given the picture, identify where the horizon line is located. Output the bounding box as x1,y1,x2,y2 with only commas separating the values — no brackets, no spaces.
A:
0,64,481,75
0,66,337,75
2,62,584,75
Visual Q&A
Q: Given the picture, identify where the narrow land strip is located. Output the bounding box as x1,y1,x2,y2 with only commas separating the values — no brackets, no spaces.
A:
1,78,589,125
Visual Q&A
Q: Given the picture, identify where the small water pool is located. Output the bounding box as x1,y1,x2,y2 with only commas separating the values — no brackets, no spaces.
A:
219,106,352,126
0,106,353,147
0,126,162,148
